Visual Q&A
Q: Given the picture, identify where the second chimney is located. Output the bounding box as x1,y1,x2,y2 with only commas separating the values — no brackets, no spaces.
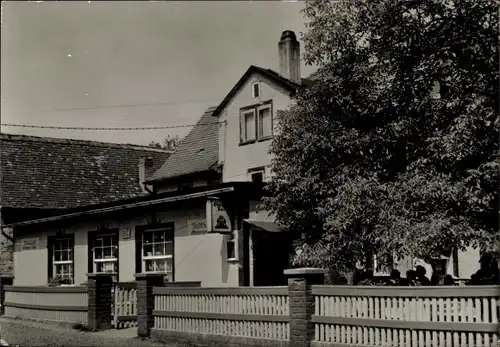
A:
278,30,301,85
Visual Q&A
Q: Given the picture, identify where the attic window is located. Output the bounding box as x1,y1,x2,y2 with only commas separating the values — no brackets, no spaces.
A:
252,82,260,98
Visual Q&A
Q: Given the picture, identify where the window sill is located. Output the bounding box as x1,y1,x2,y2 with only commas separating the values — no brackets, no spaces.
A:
143,255,173,260
94,258,117,262
257,136,273,143
239,139,256,147
227,258,239,263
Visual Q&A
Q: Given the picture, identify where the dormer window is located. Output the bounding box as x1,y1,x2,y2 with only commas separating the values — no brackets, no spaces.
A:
252,82,260,98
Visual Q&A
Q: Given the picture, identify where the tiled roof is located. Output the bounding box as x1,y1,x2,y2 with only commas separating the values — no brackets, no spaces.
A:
147,106,219,183
0,133,172,209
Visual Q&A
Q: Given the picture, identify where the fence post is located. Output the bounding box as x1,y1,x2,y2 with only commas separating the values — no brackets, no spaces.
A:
284,268,327,347
0,276,14,316
87,273,113,331
135,273,164,338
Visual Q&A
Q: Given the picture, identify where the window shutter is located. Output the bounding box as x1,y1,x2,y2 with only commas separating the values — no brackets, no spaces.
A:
135,228,143,274
47,236,54,282
239,111,245,143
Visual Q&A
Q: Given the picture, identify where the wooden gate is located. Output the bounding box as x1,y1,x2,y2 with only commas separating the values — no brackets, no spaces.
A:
112,282,137,328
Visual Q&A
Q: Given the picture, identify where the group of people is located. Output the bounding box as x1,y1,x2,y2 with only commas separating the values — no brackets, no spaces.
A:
385,266,457,286
355,252,500,286
356,265,452,286
466,252,499,285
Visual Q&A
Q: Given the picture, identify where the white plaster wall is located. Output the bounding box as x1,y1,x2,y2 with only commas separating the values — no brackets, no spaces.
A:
218,72,294,183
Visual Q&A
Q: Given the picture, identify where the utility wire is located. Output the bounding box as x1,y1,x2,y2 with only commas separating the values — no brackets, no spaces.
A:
1,121,223,131
38,98,218,113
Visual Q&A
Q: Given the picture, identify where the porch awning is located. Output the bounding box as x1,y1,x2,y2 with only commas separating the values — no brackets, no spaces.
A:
244,219,283,233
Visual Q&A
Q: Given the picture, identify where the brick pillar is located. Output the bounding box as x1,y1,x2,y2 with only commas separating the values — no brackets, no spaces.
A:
135,273,164,338
0,276,14,316
87,273,113,331
284,268,327,347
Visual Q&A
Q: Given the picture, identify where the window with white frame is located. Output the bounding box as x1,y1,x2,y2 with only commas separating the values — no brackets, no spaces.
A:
227,233,236,261
92,233,118,281
142,227,174,281
248,168,265,183
251,82,260,98
52,238,74,283
241,109,256,143
240,101,272,144
257,105,272,139
373,254,393,276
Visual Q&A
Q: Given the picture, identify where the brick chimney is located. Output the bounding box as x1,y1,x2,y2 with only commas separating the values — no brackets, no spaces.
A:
278,30,301,84
139,157,154,193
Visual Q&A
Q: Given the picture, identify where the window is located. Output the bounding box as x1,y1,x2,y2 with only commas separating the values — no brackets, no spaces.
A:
248,168,265,183
142,227,174,282
92,233,118,281
227,233,236,261
240,109,256,143
257,106,272,139
252,82,260,98
251,171,263,183
240,101,273,144
52,237,74,284
373,254,393,276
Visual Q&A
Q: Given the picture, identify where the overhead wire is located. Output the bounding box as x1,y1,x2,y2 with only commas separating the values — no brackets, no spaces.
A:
0,121,223,131
37,98,218,113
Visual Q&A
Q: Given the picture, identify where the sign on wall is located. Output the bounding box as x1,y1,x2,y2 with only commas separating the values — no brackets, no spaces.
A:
188,219,207,235
21,238,39,250
120,228,131,240
206,197,232,234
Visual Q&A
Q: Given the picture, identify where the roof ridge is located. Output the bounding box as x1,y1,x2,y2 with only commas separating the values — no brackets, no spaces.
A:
0,133,174,153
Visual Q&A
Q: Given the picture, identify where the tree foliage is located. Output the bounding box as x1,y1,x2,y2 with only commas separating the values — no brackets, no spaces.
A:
148,134,182,150
265,0,499,275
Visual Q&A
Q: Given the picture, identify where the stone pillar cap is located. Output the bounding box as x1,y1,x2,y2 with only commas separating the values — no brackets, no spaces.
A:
135,273,165,279
87,273,113,278
284,268,328,276
283,267,328,277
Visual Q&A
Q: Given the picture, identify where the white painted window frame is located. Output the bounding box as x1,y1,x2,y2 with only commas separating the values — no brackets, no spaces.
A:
256,104,272,140
92,233,118,277
251,81,260,98
242,109,256,142
53,238,74,282
141,228,174,280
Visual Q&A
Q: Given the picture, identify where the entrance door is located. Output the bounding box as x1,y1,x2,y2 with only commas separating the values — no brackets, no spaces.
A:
252,229,291,286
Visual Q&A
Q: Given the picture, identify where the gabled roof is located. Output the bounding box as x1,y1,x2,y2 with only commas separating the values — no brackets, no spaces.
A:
211,65,314,118
0,133,172,209
146,106,220,183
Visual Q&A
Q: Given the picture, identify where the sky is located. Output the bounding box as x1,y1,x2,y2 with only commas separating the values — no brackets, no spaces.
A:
1,1,316,146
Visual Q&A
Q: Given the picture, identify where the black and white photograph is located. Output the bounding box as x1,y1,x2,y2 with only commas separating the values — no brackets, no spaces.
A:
0,1,498,346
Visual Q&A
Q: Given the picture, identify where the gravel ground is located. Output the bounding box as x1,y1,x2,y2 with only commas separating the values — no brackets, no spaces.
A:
0,318,184,346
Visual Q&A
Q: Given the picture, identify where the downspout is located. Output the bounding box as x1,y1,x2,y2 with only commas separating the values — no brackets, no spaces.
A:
142,183,154,194
0,207,14,243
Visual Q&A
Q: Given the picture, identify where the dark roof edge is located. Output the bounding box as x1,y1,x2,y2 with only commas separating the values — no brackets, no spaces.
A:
145,162,220,184
211,65,301,118
47,182,262,215
3,182,265,228
0,133,174,153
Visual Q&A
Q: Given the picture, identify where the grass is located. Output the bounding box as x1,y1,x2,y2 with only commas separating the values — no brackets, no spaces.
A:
0,317,184,346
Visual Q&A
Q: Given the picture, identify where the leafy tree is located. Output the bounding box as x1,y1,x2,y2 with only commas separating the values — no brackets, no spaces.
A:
265,0,499,280
148,134,182,150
